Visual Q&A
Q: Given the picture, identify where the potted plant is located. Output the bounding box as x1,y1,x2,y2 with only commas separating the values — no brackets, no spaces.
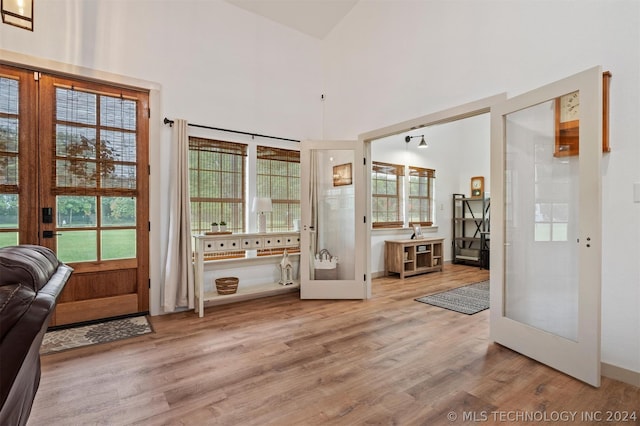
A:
211,222,219,232
219,221,227,232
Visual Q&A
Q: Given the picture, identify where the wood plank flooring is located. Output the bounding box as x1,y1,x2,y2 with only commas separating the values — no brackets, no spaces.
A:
28,264,639,425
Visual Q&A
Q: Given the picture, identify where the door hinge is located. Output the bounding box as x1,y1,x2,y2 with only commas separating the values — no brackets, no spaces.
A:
364,274,366,282
363,157,366,165
33,72,41,81
364,216,366,223
147,108,151,119
148,222,151,231
148,165,151,175
148,278,151,289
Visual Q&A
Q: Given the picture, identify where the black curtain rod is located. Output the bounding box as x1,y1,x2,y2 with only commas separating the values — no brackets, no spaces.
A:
163,117,300,143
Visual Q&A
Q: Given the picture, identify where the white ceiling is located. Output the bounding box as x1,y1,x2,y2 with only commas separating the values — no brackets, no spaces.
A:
225,0,359,39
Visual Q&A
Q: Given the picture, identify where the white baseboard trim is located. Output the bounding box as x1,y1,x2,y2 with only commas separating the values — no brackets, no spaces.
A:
371,271,386,279
601,362,640,387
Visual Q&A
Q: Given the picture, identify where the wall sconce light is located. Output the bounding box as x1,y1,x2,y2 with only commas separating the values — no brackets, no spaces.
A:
405,134,428,148
1,0,33,31
252,197,272,233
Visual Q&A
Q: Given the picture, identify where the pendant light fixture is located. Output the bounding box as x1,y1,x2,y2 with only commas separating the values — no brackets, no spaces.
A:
1,0,33,31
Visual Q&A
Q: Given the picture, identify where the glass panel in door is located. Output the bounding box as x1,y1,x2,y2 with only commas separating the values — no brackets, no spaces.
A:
0,76,19,247
0,66,38,247
490,66,602,386
300,140,368,299
504,99,578,341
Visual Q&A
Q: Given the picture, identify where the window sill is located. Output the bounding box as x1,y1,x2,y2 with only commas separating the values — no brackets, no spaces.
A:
371,225,438,235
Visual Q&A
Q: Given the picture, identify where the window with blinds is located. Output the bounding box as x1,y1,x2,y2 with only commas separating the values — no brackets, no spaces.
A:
372,161,403,228
256,146,300,232
189,137,247,234
408,166,435,226
54,87,138,194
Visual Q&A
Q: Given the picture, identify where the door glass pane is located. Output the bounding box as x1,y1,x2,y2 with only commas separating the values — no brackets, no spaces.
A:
57,196,97,227
56,196,97,262
101,229,136,260
0,194,18,229
0,116,18,184
1,77,19,248
0,232,18,247
101,196,136,226
504,96,579,341
57,230,97,262
308,150,355,281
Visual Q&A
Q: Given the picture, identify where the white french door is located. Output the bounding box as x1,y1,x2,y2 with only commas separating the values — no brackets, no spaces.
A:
300,140,369,299
490,66,603,386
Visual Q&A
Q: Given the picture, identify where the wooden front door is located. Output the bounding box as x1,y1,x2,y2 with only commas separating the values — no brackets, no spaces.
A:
0,64,150,326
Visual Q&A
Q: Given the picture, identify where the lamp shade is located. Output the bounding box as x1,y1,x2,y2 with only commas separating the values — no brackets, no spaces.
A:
252,197,272,213
1,0,33,30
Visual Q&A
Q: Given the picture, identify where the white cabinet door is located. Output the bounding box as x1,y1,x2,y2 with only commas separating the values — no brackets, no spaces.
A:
490,66,603,386
300,140,369,299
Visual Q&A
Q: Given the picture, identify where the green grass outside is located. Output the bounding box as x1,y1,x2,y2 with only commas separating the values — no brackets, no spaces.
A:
0,229,136,263
0,232,18,247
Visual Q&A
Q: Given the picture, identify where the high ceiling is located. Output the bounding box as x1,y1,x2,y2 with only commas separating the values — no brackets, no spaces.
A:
225,0,359,39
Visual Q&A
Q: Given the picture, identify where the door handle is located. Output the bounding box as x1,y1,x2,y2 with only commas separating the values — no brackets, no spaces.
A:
42,231,62,238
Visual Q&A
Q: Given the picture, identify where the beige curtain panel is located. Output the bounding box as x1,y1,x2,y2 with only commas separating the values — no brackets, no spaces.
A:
163,119,195,312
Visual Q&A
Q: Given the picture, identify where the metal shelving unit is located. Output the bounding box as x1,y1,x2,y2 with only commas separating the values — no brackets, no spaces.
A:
452,193,490,268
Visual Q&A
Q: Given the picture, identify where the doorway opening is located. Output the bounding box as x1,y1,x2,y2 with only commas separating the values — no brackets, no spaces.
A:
359,94,506,281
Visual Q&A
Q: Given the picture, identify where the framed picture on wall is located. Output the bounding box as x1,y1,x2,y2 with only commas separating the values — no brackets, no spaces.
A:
333,163,352,186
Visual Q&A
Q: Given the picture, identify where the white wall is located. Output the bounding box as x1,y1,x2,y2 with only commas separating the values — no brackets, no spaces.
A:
0,0,324,316
322,1,640,376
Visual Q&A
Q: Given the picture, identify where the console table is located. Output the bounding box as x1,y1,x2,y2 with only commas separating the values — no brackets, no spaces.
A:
193,232,300,317
384,237,444,279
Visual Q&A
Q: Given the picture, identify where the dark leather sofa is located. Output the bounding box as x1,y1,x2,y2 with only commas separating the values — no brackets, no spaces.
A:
0,245,73,426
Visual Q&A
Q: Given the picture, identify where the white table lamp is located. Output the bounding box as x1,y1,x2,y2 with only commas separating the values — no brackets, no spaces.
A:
252,197,272,233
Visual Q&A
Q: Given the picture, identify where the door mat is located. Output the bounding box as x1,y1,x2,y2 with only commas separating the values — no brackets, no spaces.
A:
415,280,489,315
40,316,153,355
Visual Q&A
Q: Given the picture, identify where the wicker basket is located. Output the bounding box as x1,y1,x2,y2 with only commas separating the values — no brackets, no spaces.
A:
215,277,239,295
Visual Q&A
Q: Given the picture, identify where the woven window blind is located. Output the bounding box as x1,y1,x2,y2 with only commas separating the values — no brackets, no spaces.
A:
372,161,404,228
189,137,247,234
256,146,300,232
408,166,435,225
53,87,138,195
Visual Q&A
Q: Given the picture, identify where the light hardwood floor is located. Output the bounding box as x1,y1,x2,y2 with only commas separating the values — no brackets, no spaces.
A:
29,264,639,425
